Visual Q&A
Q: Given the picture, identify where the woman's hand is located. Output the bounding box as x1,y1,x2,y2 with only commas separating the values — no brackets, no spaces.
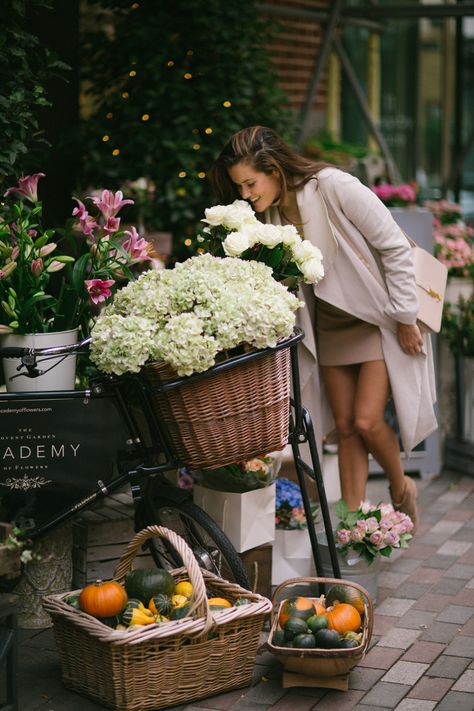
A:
397,322,424,355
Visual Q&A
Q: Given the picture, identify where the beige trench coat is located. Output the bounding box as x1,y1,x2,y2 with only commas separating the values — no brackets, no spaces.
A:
265,167,437,456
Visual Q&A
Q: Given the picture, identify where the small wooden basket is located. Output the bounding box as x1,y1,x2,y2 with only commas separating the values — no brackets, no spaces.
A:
43,525,272,711
141,341,291,469
267,576,373,679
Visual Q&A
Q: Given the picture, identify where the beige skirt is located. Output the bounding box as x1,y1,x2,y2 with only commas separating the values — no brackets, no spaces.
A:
315,299,383,366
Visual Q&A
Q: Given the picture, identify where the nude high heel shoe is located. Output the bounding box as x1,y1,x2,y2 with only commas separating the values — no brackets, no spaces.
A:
390,475,419,534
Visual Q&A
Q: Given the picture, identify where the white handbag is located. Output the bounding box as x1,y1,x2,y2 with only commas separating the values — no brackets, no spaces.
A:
406,236,447,333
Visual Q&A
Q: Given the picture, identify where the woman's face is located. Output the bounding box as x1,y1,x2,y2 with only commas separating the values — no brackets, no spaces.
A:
227,161,280,213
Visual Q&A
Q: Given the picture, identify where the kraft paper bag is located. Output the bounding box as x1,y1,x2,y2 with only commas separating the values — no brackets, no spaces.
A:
193,483,276,553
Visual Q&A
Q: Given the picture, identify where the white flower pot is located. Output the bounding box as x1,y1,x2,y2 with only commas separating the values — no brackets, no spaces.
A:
445,276,474,305
1,329,78,392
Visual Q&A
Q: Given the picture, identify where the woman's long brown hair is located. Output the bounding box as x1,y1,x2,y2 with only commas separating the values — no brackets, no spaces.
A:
209,125,329,206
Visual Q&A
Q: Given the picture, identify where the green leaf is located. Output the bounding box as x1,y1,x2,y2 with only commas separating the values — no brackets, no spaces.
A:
335,498,349,521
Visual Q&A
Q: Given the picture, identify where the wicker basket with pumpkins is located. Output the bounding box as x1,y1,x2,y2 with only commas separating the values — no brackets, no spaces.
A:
267,576,373,678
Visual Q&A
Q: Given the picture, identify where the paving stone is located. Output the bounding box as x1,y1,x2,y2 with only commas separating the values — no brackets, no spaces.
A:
377,628,421,649
450,587,474,605
442,509,473,522
358,681,411,708
466,577,474,589
406,675,453,701
444,634,474,657
430,577,466,595
458,547,474,564
393,583,430,600
459,616,474,635
435,691,474,711
412,593,452,612
358,646,404,669
237,678,285,705
372,614,398,636
266,693,320,710
404,544,439,560
375,598,416,617
381,661,429,685
347,667,385,691
401,641,445,663
426,654,471,678
388,557,423,574
398,610,436,630
452,669,474,692
446,563,474,580
430,520,464,535
393,701,437,711
381,572,409,589
436,541,472,556
436,604,473,624
406,568,444,585
437,491,470,505
419,555,457,569
311,690,365,710
419,621,460,644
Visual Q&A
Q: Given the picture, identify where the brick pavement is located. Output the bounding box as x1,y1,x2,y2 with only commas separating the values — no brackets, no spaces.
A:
14,469,474,710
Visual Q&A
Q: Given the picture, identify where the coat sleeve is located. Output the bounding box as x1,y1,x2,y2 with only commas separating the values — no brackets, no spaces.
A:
318,168,419,325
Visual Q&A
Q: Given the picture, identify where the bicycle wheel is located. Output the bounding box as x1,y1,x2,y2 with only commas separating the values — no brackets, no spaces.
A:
139,499,250,589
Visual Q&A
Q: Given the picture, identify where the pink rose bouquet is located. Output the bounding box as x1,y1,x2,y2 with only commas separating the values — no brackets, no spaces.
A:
334,499,414,564
371,182,417,207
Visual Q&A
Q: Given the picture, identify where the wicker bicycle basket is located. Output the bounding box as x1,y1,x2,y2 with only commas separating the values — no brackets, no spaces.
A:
267,576,374,678
141,338,291,469
42,526,272,711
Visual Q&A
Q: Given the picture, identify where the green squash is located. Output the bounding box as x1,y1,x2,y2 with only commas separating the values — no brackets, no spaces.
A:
272,629,286,647
293,633,316,648
283,616,309,640
124,568,175,604
314,628,341,649
325,584,365,614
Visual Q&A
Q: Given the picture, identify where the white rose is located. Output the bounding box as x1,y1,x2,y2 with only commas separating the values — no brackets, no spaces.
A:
280,224,302,247
202,204,229,227
223,230,251,256
225,200,257,230
300,257,324,284
292,240,323,263
253,223,284,248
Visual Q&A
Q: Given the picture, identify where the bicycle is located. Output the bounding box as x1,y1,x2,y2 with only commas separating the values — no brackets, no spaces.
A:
0,328,341,593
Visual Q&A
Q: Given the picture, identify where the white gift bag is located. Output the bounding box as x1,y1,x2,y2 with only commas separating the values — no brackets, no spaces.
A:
271,529,316,585
193,483,276,553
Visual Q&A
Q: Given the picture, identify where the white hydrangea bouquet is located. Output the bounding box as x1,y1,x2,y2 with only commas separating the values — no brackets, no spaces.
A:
90,253,303,377
198,200,324,288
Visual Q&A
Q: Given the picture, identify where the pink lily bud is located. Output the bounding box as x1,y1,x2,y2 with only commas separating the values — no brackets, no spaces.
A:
46,260,66,273
0,261,17,279
38,242,57,258
0,324,14,334
31,258,44,276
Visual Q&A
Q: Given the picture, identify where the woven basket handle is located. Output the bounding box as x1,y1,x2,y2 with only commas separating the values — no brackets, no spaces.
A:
270,576,374,648
113,525,213,632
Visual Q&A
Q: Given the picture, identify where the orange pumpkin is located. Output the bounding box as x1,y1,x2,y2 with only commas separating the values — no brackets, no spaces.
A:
79,579,128,618
324,602,361,634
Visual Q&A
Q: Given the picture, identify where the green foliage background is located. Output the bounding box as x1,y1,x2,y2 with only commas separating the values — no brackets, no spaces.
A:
79,0,296,260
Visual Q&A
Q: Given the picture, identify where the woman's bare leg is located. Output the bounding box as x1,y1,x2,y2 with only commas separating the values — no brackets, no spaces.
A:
320,364,370,510
353,360,405,502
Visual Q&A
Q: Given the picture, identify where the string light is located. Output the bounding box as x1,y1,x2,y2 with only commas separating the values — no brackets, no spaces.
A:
205,127,213,134
142,114,150,121
106,112,113,119
132,2,140,8
129,70,137,77
167,60,175,67
184,239,192,246
112,149,120,156
198,172,206,179
176,187,186,196
178,171,187,178
192,128,199,134
122,92,130,99
184,73,192,80
193,144,201,150
187,50,194,56
197,247,205,254
223,101,232,108
102,135,110,142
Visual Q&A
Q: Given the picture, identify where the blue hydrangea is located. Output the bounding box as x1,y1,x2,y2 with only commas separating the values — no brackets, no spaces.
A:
275,477,303,509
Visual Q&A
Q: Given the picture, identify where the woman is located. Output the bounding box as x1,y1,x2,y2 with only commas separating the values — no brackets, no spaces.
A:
209,125,438,529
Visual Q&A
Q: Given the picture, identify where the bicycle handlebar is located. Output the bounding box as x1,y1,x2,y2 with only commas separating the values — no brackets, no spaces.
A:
0,336,92,359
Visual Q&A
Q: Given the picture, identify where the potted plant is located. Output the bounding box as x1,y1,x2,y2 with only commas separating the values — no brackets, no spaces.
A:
272,477,319,585
193,454,282,553
0,173,158,390
317,499,414,601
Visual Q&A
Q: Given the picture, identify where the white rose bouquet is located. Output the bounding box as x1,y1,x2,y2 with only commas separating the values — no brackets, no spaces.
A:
90,253,303,377
198,200,324,289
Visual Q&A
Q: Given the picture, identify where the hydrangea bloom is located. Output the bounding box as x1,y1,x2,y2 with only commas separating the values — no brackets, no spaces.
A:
90,254,303,376
275,477,317,530
334,498,414,564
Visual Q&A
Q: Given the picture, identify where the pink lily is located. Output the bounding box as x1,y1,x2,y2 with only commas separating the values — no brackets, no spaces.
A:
121,226,160,266
31,258,44,276
87,190,133,220
4,173,46,203
72,198,89,220
85,278,115,304
103,216,121,234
